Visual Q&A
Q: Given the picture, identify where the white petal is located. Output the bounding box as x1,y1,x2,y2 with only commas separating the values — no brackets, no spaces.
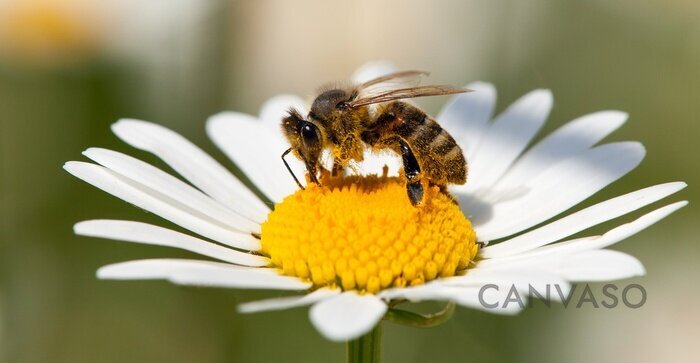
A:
481,182,687,258
237,288,340,314
83,147,260,233
378,283,448,301
471,141,645,241
98,259,310,290
75,220,268,267
353,149,402,177
474,204,686,282
508,201,688,260
111,119,269,222
463,89,552,192
351,61,398,83
478,249,645,282
437,81,496,160
551,250,646,281
443,286,526,315
439,268,571,301
207,111,303,203
496,111,628,189
380,284,523,315
258,94,311,186
64,161,260,250
309,292,387,342
259,94,308,131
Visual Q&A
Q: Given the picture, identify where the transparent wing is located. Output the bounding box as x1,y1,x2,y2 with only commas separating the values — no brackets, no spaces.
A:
359,70,429,90
350,85,470,108
355,70,429,104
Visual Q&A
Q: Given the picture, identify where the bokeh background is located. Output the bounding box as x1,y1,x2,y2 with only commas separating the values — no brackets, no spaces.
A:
1,0,698,362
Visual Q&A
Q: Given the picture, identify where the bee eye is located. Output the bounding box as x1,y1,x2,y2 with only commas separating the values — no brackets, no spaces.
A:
300,123,319,146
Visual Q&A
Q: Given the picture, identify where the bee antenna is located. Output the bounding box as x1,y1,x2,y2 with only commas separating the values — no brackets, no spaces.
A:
281,148,305,190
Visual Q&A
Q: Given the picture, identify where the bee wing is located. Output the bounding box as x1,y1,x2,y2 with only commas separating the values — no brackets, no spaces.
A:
350,85,470,108
346,160,363,176
360,70,429,89
356,71,428,101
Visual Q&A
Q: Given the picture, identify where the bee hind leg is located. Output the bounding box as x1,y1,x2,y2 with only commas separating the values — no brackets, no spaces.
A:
407,181,424,206
399,139,424,206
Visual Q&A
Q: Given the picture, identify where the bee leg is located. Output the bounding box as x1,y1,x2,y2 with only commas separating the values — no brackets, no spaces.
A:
306,162,320,184
331,160,344,177
407,181,424,206
399,139,423,206
282,148,305,190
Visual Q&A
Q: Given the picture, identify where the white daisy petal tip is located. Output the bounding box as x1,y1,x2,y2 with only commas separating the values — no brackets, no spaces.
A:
73,220,93,235
259,94,308,122
206,111,238,128
63,160,89,176
519,88,553,110
96,262,143,280
563,250,647,281
621,140,646,158
442,80,496,116
96,259,311,290
535,88,553,101
75,219,269,267
237,288,341,314
520,88,554,116
595,110,628,125
205,111,256,131
634,261,646,277
111,118,151,138
480,183,688,259
466,80,495,90
462,87,554,191
309,292,387,342
463,81,497,101
675,199,689,208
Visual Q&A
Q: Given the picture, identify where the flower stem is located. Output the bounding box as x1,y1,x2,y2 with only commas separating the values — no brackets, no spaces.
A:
384,302,455,328
346,323,382,363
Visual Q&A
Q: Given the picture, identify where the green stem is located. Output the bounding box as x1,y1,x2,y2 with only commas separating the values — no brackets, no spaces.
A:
346,323,382,363
345,303,454,362
384,302,455,328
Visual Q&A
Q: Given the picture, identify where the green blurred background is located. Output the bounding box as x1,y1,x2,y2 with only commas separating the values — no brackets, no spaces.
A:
1,1,697,362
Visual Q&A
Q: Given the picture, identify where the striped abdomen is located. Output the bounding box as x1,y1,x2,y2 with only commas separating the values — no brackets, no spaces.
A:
367,101,467,186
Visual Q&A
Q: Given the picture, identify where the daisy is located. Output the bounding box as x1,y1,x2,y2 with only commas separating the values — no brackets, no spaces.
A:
64,63,687,350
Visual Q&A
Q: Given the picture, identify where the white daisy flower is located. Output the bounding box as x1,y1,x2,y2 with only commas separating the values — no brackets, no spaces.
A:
64,64,687,345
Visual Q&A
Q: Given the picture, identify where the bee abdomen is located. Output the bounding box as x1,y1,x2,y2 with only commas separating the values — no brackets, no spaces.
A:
386,104,466,185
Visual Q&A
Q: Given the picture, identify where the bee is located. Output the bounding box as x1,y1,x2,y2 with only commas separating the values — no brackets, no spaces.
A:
281,70,470,206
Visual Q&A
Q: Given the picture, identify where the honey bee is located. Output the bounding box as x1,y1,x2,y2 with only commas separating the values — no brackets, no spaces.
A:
281,70,470,206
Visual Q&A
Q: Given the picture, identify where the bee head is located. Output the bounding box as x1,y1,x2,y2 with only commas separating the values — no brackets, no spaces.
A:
309,88,353,122
281,108,323,182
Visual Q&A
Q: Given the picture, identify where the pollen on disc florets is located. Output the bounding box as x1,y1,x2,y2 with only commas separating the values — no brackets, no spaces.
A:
260,174,478,294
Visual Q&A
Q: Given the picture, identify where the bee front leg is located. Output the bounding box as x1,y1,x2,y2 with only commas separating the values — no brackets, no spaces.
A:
399,139,423,206
331,160,344,177
306,161,320,184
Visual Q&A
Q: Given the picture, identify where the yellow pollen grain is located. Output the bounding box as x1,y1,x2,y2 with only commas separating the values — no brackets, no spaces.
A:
260,175,478,294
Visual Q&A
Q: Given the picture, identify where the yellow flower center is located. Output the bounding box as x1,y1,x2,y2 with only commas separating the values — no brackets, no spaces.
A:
260,174,478,294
